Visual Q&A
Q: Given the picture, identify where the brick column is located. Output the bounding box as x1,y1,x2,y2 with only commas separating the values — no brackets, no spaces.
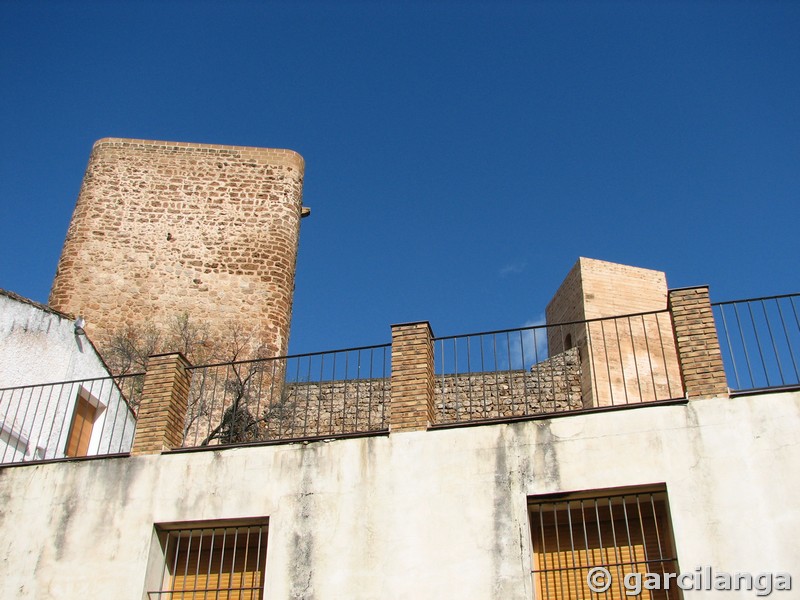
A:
131,353,192,455
390,322,435,432
668,287,729,399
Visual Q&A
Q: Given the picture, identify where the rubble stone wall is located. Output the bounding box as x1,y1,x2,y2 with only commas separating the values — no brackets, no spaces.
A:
49,138,305,359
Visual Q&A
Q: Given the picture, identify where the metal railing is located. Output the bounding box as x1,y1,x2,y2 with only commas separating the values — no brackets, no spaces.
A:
713,294,800,392
0,373,141,465
434,310,684,425
182,343,391,448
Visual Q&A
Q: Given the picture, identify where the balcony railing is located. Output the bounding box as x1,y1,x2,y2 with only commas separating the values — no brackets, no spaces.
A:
713,294,800,392
0,373,141,465
433,310,684,425
182,344,391,448
3,290,797,462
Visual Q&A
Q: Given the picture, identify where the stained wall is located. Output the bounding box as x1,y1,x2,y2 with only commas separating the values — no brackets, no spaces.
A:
0,391,797,599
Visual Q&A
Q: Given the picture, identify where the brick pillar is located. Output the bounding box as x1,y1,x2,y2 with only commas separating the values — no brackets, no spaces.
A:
131,353,192,455
390,322,435,432
668,287,729,399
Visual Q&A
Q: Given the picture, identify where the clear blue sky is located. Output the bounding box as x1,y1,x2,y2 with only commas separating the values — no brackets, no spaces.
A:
1,0,798,354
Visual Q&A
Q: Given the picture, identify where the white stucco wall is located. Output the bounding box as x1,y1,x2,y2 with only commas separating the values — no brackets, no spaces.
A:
0,391,797,599
0,293,111,387
0,292,136,462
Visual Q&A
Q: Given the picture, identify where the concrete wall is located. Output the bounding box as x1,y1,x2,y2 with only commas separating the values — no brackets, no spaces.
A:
49,138,305,358
1,390,797,599
0,291,136,462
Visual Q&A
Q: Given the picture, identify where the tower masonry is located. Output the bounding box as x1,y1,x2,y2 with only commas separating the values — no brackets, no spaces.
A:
546,257,684,407
49,138,305,360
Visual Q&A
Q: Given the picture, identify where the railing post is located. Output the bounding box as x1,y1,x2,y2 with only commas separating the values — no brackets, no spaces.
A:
668,287,729,399
131,352,192,455
390,322,435,432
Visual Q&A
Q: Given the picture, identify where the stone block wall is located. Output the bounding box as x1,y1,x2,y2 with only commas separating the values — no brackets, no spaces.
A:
178,348,581,443
546,258,684,407
186,347,580,440
435,347,582,423
49,138,305,359
270,379,390,438
180,376,390,447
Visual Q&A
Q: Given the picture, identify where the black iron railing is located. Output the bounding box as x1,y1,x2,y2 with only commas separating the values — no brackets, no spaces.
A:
433,310,684,425
182,343,391,448
4,293,796,460
713,294,800,392
0,373,141,465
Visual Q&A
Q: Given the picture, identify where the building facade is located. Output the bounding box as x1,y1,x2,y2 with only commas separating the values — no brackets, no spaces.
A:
0,290,135,463
1,258,797,599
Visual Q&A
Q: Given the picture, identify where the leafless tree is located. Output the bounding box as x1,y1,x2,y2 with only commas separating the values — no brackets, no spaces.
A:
106,316,278,446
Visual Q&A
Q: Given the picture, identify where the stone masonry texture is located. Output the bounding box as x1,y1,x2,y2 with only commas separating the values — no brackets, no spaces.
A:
132,352,192,455
435,347,583,423
49,138,305,360
668,286,729,398
182,348,584,447
546,257,684,407
390,322,435,432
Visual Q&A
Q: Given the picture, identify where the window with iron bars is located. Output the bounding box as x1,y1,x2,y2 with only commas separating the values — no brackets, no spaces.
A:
148,521,268,600
529,487,682,600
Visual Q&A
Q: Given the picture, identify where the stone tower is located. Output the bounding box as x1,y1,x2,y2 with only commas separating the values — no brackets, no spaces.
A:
546,257,684,407
49,138,306,360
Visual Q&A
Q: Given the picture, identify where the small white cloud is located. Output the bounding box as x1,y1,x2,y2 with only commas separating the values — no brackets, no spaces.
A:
508,315,549,369
499,262,527,277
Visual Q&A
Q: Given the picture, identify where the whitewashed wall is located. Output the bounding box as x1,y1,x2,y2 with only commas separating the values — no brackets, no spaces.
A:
0,292,136,461
0,391,797,599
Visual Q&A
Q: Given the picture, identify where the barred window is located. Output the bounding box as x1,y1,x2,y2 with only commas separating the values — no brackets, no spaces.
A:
149,522,268,600
529,487,682,600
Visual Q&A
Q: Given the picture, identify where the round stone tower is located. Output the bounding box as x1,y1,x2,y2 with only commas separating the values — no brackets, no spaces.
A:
49,138,305,360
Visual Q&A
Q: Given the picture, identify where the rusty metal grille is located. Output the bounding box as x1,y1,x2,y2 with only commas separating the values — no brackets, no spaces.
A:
530,489,682,600
149,523,268,600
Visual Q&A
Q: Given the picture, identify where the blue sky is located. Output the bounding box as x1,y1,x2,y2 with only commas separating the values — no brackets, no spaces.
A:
1,0,798,354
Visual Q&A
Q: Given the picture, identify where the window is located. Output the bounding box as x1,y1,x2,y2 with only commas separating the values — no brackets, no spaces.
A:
64,389,98,457
529,486,681,600
149,522,268,600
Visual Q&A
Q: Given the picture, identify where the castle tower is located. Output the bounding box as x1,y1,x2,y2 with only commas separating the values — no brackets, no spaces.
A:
49,138,306,361
546,258,684,407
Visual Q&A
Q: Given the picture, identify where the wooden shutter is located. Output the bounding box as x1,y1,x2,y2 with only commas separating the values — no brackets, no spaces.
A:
65,394,97,457
168,526,267,600
531,493,681,600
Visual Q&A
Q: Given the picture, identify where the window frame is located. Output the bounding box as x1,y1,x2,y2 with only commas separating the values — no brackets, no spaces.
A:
145,518,269,600
64,387,102,457
529,485,682,600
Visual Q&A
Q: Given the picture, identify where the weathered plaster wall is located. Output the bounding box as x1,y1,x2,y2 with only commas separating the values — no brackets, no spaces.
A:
0,291,135,462
0,391,798,599
0,291,109,388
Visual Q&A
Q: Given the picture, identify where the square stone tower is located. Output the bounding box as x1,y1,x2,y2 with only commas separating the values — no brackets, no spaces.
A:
49,138,305,361
546,258,684,407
